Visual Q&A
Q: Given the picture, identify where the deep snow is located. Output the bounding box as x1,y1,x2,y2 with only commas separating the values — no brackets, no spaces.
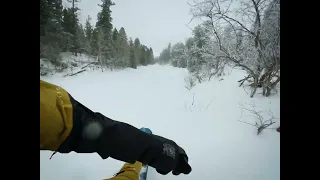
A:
40,64,280,180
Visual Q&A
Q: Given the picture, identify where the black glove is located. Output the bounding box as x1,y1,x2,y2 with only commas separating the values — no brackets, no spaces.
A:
137,134,192,175
57,95,192,175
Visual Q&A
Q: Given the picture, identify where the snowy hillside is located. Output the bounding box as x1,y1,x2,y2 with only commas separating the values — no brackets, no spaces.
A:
40,64,280,180
40,52,102,77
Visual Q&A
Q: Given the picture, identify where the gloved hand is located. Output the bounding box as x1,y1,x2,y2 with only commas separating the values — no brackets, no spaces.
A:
146,135,192,175
138,128,191,175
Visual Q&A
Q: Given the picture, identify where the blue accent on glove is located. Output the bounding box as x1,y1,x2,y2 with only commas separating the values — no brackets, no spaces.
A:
140,127,152,134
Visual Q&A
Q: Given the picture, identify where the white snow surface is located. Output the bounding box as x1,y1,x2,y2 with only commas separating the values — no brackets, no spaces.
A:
40,64,280,180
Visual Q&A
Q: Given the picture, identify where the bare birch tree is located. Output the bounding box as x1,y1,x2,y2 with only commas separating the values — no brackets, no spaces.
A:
187,0,280,97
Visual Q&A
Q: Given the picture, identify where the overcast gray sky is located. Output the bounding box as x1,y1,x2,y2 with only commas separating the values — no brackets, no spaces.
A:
76,0,200,56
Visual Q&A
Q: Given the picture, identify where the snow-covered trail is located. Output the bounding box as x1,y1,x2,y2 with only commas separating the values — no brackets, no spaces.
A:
40,64,280,180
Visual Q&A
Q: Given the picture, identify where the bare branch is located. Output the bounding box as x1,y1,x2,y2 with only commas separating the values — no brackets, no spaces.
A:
64,69,86,77
238,102,278,135
205,97,215,110
237,119,258,127
192,93,195,105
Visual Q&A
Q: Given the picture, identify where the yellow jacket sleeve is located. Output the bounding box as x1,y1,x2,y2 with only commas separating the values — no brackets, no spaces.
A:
40,80,73,151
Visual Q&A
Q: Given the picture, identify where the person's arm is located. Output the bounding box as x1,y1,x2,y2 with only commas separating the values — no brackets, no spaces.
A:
40,80,191,175
40,80,73,151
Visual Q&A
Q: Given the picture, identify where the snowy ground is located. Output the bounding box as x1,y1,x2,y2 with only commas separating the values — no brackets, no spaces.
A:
40,64,280,180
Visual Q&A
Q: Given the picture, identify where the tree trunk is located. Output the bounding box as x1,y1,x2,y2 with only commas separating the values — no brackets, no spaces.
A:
250,75,258,98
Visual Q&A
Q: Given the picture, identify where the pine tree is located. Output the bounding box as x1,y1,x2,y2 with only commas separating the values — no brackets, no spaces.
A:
61,8,74,51
40,0,64,63
134,38,141,65
76,24,86,54
90,28,99,56
139,45,147,66
149,47,155,64
111,28,119,59
84,16,93,55
97,27,108,71
129,38,137,69
95,0,115,61
65,0,80,56
117,27,130,67
159,43,171,64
